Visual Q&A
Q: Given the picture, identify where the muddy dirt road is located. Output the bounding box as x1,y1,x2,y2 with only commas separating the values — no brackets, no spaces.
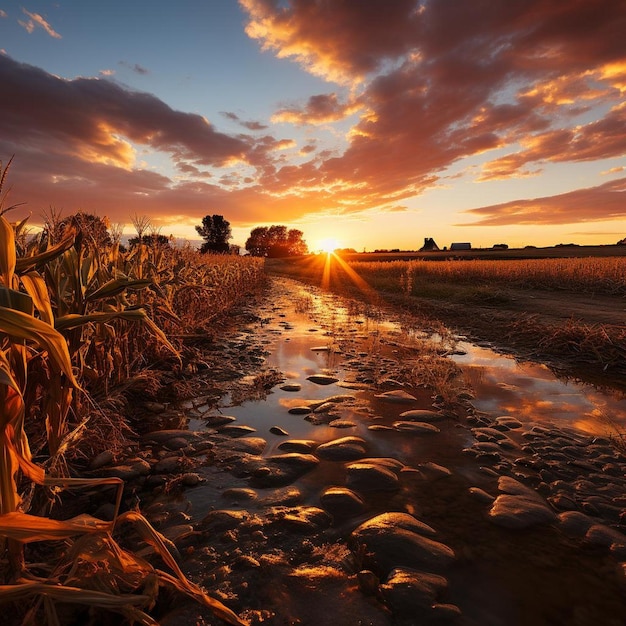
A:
96,277,626,626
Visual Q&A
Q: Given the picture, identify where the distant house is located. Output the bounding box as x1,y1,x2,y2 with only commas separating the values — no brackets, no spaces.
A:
492,243,508,250
419,237,440,252
617,237,626,245
450,242,471,251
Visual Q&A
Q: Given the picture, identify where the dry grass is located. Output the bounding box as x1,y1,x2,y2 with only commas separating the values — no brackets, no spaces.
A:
350,257,626,296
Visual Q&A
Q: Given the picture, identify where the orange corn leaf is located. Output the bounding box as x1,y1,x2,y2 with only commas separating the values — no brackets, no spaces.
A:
0,306,79,388
20,272,54,326
0,511,112,542
0,215,16,287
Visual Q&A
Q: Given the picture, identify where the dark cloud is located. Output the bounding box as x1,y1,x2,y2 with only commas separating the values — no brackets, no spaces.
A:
0,55,251,170
2,0,626,234
119,61,149,75
221,111,268,130
240,0,626,225
273,92,360,125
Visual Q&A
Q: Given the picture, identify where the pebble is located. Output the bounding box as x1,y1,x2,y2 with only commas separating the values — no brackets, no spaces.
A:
316,436,368,461
393,421,440,433
399,409,445,422
320,487,366,517
280,383,302,392
307,374,340,385
269,426,289,436
346,462,400,492
374,390,418,404
350,512,455,576
277,439,317,453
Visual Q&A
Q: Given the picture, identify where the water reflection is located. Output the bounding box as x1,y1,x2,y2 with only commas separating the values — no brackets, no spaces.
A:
454,342,626,436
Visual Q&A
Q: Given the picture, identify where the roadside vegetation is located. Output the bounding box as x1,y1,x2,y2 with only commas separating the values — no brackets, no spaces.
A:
0,164,259,624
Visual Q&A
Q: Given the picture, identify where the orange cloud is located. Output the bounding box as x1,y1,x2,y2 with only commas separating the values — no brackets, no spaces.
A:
19,9,62,39
273,93,362,125
462,178,626,226
3,0,626,237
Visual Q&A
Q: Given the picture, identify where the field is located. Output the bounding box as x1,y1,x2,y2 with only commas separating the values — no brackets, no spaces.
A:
0,210,263,625
266,253,626,387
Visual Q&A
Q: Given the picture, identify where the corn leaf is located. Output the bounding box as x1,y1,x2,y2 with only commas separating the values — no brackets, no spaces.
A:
0,511,112,542
20,272,54,325
118,511,249,626
0,306,79,387
15,229,76,274
86,277,153,302
0,214,16,287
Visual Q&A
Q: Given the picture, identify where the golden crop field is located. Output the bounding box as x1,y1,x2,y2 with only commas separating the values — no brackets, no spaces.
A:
0,204,260,624
349,257,626,296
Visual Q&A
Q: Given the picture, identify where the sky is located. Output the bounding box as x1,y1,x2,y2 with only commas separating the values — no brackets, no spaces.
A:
1,0,625,252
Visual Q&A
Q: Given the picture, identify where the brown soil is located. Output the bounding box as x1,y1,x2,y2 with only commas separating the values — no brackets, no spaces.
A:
393,287,626,386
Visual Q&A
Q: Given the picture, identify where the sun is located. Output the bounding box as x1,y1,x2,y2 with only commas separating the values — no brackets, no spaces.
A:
318,237,341,254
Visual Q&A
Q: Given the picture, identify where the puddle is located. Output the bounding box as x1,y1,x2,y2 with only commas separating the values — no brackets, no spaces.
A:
167,278,626,626
454,342,626,437
209,281,626,445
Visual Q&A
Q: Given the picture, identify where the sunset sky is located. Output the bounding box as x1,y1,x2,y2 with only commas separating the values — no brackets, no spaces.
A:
1,0,625,251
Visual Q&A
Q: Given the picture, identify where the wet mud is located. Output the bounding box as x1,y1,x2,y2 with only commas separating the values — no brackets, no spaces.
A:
94,277,626,625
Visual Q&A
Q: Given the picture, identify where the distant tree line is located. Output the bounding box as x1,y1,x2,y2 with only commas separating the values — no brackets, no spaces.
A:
195,214,308,257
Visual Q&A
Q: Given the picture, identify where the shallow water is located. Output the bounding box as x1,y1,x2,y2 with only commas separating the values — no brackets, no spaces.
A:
179,278,626,625
217,281,626,444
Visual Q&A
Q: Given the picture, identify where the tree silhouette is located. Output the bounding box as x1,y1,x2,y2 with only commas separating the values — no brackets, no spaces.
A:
245,225,308,257
128,233,171,248
196,214,232,253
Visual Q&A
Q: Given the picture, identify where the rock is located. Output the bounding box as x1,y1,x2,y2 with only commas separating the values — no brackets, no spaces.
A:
280,383,302,392
222,487,258,502
307,374,339,385
374,390,418,404
268,506,332,533
316,436,368,461
558,511,595,536
154,456,183,475
357,570,380,596
495,416,524,429
419,462,452,480
270,426,289,436
221,436,267,455
346,462,400,492
489,494,556,529
201,509,260,531
251,453,320,487
328,419,357,429
142,429,203,444
399,409,445,422
350,512,454,575
320,487,366,517
585,524,626,552
89,450,114,470
381,567,449,616
277,439,317,453
217,424,257,438
204,415,237,427
260,486,303,506
288,406,312,415
181,472,202,486
393,421,440,433
97,459,151,481
468,487,495,503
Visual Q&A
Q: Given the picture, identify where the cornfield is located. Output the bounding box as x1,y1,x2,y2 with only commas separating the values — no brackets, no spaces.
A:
0,161,256,625
349,257,626,296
